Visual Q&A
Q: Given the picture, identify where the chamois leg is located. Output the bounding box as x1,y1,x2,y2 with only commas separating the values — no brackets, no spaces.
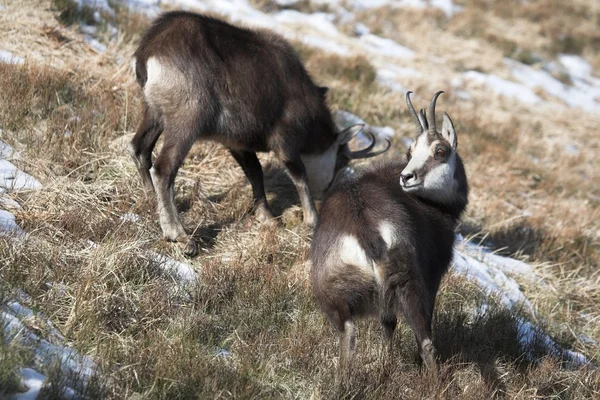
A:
381,314,397,363
229,150,274,223
129,106,163,193
282,156,317,227
150,130,198,257
398,283,438,376
338,319,357,383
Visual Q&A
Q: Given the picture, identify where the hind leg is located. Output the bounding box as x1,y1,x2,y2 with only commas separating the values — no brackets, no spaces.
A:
129,106,162,193
151,129,197,257
397,282,438,376
229,150,274,223
381,313,397,363
339,319,357,384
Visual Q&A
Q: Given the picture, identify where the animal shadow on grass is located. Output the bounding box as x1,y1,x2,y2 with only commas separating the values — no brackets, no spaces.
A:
458,221,544,259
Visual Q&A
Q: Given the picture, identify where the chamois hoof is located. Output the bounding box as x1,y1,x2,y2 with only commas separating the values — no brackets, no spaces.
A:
183,239,199,258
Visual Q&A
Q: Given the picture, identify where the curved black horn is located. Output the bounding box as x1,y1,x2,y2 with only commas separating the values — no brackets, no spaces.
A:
427,90,444,135
348,132,391,159
406,91,424,133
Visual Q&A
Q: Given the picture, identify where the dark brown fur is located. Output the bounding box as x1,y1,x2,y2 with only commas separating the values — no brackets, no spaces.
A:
311,156,468,375
130,11,358,256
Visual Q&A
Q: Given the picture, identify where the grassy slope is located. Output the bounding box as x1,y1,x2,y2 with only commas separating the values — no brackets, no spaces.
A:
0,0,599,398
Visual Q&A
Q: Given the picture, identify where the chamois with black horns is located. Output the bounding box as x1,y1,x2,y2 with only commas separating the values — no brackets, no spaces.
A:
130,11,389,256
311,91,468,377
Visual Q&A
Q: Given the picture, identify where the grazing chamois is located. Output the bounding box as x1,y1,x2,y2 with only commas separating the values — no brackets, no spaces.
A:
130,11,389,256
311,91,468,378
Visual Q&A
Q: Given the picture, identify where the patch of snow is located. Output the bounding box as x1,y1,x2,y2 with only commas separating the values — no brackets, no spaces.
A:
0,160,43,191
564,144,579,155
80,24,97,35
275,0,299,6
84,35,107,53
275,10,340,37
454,237,590,367
0,140,14,158
558,54,592,80
353,22,370,36
120,213,141,223
463,70,542,105
349,0,462,17
0,50,24,65
2,303,98,396
301,35,350,56
146,251,198,284
0,209,25,237
358,34,415,59
506,57,600,112
0,5,4,11
376,68,408,92
431,0,463,17
14,368,45,400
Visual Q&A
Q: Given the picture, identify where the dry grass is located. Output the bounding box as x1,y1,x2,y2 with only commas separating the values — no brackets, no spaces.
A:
0,0,599,398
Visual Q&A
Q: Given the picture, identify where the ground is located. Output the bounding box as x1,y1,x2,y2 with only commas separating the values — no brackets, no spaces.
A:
0,0,599,398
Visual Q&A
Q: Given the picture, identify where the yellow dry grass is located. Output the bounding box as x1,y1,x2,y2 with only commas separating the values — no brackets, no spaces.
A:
0,0,598,398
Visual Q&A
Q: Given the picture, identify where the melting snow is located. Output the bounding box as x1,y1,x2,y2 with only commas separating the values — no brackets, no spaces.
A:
0,160,43,191
358,34,415,59
146,250,198,284
0,50,24,65
2,303,98,397
120,213,141,223
463,70,542,105
506,58,600,113
14,368,45,400
453,237,589,367
348,0,463,17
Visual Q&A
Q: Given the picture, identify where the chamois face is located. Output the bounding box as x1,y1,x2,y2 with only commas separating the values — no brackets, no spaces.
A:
301,125,361,200
401,112,459,203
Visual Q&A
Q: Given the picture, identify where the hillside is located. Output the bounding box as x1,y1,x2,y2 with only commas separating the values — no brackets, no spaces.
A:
0,0,599,398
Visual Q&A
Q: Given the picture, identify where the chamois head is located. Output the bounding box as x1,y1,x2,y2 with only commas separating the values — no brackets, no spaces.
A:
303,119,391,200
400,91,460,203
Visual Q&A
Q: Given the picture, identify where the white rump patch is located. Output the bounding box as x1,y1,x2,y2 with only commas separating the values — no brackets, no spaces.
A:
340,235,371,272
339,235,384,284
145,57,165,92
378,221,397,249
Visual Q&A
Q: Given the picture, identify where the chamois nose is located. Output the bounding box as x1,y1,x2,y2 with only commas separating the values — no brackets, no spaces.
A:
401,172,415,185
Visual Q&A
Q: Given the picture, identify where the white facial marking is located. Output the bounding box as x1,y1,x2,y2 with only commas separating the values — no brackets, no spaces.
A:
378,221,397,250
402,133,429,185
301,144,337,200
423,152,457,202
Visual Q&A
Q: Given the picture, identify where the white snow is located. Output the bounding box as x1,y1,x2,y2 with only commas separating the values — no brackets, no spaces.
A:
453,237,589,367
376,68,409,92
14,368,45,400
84,35,107,53
0,140,15,158
463,70,543,105
348,0,463,17
358,34,415,59
506,58,600,112
274,10,339,37
301,35,350,56
2,302,98,396
120,213,141,223
0,209,25,237
0,160,43,191
146,250,198,283
0,50,24,65
558,54,593,80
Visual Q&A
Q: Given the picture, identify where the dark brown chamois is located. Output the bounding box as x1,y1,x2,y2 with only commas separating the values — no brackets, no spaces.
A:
311,91,468,378
130,11,389,256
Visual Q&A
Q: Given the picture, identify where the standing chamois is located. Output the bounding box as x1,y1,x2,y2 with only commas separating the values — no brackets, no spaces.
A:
130,11,389,256
311,91,469,378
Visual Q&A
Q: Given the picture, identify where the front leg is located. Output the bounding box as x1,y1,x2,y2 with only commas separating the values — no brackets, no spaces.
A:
282,156,318,227
228,149,274,223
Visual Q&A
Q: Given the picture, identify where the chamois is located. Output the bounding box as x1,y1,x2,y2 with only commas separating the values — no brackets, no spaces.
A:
130,11,389,256
311,91,468,377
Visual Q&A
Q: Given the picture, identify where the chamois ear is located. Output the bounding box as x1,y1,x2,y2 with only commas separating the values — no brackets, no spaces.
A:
318,86,329,97
441,112,457,150
337,124,364,145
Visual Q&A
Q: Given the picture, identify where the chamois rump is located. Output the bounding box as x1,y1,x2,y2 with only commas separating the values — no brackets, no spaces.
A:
130,11,389,256
311,91,469,377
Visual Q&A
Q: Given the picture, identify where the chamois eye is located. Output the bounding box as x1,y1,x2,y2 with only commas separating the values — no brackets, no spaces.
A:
436,148,446,158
